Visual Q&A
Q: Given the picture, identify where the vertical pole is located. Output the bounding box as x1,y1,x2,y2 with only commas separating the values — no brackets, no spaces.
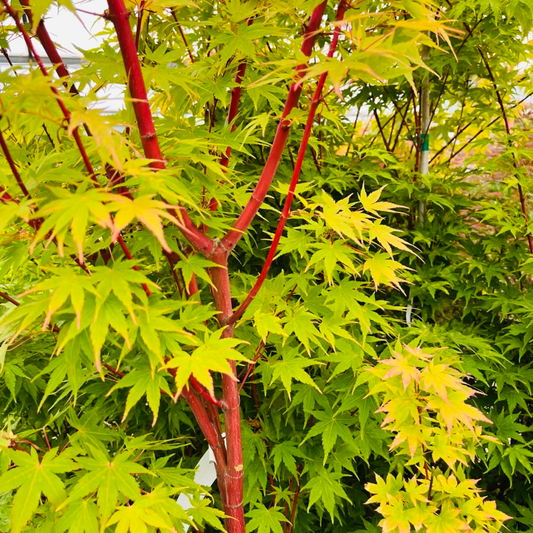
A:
418,41,431,226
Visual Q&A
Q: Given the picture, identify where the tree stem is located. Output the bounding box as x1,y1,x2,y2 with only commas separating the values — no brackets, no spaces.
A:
221,1,329,252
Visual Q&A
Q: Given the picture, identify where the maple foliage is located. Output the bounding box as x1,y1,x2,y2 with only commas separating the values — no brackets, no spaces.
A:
0,0,531,531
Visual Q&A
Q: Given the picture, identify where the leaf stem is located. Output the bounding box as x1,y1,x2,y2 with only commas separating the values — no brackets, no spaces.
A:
0,290,19,306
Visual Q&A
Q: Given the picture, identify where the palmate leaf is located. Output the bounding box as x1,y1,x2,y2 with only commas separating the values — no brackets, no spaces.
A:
68,410,120,453
186,494,226,532
90,294,132,371
306,240,358,283
20,266,99,330
108,194,181,253
63,447,150,526
176,253,219,288
92,261,159,320
107,361,172,426
56,498,99,533
268,347,321,399
367,220,411,257
164,329,247,396
301,409,355,464
282,307,322,354
135,299,196,366
270,440,304,478
106,486,192,533
310,191,370,244
246,504,288,533
359,185,404,215
363,253,407,290
0,448,78,533
302,468,351,520
32,185,112,261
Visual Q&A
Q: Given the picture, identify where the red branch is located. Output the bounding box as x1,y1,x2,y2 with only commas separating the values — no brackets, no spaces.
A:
221,1,329,252
2,0,151,293
229,1,346,325
190,375,222,407
20,0,79,95
171,11,195,64
180,385,228,498
208,247,245,533
0,291,19,306
106,0,213,255
286,468,302,533
0,129,31,199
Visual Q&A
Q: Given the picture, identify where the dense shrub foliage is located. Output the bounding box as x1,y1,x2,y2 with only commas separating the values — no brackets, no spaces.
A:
0,0,532,531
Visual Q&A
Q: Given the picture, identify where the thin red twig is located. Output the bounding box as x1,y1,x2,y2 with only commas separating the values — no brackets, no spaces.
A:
0,129,31,199
0,291,19,306
221,1,329,253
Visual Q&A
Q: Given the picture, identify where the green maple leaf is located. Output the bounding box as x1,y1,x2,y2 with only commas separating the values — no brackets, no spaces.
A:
282,307,322,354
253,310,285,342
186,492,226,531
56,498,99,533
303,468,350,520
246,504,288,533
108,194,181,253
21,266,99,331
32,185,112,261
307,240,358,283
107,361,172,425
64,447,150,525
424,502,468,533
92,261,158,320
136,300,195,366
269,347,321,399
0,448,78,533
164,328,247,396
106,485,193,533
90,294,132,371
176,253,219,288
270,440,304,478
68,410,120,453
301,409,355,463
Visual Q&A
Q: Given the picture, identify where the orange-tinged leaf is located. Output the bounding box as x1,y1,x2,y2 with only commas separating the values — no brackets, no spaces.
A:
381,351,421,390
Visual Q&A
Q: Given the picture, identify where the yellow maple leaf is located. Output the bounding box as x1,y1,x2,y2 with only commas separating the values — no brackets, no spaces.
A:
359,185,405,215
108,194,180,252
427,390,492,435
